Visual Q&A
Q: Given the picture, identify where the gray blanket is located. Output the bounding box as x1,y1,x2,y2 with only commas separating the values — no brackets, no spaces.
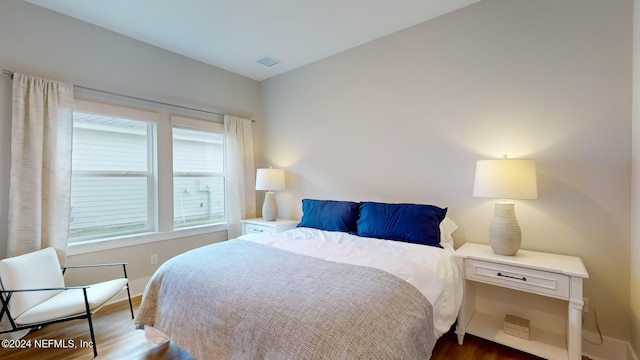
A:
135,239,435,360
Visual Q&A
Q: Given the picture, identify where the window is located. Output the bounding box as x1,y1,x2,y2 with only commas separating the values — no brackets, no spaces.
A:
68,100,227,248
172,123,225,228
69,101,156,242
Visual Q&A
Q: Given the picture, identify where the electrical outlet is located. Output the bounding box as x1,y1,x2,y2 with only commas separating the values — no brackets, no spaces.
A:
151,254,158,265
583,297,589,313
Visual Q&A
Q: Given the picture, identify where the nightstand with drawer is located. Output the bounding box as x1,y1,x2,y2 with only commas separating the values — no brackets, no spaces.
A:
240,218,299,235
454,243,588,360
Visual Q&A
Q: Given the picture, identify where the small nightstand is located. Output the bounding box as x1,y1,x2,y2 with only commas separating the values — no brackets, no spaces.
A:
240,218,299,235
454,243,588,360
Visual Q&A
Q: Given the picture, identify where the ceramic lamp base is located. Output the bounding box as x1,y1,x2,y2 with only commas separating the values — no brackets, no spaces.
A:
489,201,521,256
262,191,278,221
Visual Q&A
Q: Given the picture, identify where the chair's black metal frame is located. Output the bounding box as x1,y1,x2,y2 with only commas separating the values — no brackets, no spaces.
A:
0,262,134,358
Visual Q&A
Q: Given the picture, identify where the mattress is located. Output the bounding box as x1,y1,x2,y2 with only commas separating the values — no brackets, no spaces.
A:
240,227,463,337
135,227,463,359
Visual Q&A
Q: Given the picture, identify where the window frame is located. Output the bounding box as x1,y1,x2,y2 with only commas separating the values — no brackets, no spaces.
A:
67,97,228,256
69,100,157,241
171,115,226,229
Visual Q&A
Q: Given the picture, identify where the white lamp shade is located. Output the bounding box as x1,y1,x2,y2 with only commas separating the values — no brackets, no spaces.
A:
255,168,285,191
473,159,537,200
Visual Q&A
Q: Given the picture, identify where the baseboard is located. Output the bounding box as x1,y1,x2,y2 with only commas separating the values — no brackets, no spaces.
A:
582,330,639,360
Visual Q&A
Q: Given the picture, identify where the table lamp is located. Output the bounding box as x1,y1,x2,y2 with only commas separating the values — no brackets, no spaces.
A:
255,167,285,221
473,156,537,255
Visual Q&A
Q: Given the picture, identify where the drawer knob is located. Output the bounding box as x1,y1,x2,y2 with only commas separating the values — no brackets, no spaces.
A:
497,272,527,282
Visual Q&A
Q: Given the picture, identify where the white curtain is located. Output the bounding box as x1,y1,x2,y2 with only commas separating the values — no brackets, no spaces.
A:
8,73,74,263
224,115,256,239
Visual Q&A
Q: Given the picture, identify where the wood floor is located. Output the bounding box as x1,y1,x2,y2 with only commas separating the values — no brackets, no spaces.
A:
0,296,545,360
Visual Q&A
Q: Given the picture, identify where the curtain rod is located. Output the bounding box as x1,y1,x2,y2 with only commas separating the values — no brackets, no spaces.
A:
2,70,255,122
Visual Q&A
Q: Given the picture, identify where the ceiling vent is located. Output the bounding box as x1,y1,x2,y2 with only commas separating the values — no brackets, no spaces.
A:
256,56,280,67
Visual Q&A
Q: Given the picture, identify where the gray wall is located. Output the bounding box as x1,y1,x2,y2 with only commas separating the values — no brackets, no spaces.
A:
0,0,636,349
260,0,633,342
0,0,261,295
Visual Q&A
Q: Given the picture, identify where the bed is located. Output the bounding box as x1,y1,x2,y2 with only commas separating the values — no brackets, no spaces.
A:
135,200,463,359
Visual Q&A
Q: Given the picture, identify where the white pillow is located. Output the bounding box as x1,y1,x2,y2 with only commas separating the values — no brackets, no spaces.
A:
440,217,458,245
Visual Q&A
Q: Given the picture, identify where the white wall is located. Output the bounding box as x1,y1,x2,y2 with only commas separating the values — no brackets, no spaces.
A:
260,0,633,342
0,0,261,295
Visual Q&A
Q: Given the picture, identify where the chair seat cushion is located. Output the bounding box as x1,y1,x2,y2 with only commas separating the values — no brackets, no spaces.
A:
15,278,128,325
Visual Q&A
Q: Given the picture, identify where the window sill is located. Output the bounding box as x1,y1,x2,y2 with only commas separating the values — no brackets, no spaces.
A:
67,223,227,256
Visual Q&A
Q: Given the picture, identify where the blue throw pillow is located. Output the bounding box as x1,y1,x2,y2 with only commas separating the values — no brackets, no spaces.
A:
297,199,360,233
356,202,447,248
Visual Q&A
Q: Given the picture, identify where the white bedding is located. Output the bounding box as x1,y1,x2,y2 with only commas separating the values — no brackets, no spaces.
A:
239,227,463,337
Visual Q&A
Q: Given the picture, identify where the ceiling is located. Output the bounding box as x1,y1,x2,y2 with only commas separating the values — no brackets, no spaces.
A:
25,0,481,81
